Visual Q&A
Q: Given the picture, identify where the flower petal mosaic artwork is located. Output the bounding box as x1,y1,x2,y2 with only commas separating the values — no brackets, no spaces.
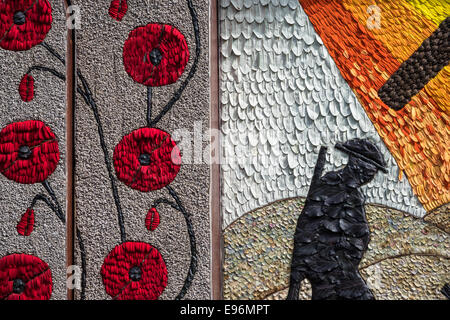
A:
220,0,449,301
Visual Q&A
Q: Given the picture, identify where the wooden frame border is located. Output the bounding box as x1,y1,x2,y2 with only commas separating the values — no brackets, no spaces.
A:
210,0,223,300
65,0,76,300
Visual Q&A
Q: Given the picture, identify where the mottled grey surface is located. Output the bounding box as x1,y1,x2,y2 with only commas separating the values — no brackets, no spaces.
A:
73,0,211,299
0,2,66,300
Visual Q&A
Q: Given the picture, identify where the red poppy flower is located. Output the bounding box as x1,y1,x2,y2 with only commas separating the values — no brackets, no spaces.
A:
0,0,52,51
0,254,52,300
123,23,189,87
101,242,168,300
113,128,181,192
0,120,60,184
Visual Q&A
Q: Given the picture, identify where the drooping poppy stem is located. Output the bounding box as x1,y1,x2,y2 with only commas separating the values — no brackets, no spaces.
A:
152,198,180,211
26,66,65,81
76,69,127,244
40,41,65,65
42,180,65,223
30,194,63,223
166,185,198,300
148,0,201,127
147,86,152,127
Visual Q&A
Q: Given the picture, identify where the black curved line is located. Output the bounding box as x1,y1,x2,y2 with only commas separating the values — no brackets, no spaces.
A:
148,0,201,127
26,66,65,81
166,186,198,300
76,227,87,300
152,198,180,211
42,180,65,223
76,70,127,243
147,86,152,127
40,42,66,65
24,0,40,14
30,193,63,223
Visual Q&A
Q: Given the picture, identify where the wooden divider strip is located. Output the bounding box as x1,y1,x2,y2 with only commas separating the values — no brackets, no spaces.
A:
210,0,223,300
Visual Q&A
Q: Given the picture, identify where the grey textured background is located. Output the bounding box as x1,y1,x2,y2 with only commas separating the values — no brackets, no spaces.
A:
0,1,67,300
73,0,211,299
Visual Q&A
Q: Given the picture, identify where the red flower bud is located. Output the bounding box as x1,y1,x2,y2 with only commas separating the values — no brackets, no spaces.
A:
17,208,35,236
19,74,35,102
146,208,160,232
109,0,128,21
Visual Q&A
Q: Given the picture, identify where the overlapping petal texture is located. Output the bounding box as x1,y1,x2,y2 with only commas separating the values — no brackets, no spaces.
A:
113,127,181,192
0,0,52,51
0,120,60,184
0,254,52,300
123,23,189,87
101,242,168,300
219,0,425,227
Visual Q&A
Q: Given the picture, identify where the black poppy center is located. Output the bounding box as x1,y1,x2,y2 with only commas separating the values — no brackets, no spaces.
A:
149,48,163,66
139,153,151,166
13,279,25,294
129,266,142,282
13,11,26,25
18,145,32,160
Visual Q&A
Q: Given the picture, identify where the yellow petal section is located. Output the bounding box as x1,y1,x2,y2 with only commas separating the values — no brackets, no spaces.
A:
405,0,450,25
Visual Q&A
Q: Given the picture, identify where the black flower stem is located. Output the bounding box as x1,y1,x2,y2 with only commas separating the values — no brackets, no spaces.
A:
166,185,198,300
42,180,65,223
30,194,64,224
152,198,180,211
76,227,87,300
26,66,65,81
77,70,127,244
148,0,201,127
147,86,152,127
40,41,66,65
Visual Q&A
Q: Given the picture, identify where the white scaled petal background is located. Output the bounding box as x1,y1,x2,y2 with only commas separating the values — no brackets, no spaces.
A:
219,0,426,228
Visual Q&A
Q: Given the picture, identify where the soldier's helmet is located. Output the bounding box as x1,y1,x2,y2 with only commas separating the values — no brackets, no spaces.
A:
335,139,388,173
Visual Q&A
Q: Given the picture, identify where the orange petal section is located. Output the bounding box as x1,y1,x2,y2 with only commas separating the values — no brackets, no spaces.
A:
299,0,449,212
423,65,450,113
342,0,449,113
342,0,436,62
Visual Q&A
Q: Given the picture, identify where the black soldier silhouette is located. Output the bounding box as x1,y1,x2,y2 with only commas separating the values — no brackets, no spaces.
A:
287,138,387,300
